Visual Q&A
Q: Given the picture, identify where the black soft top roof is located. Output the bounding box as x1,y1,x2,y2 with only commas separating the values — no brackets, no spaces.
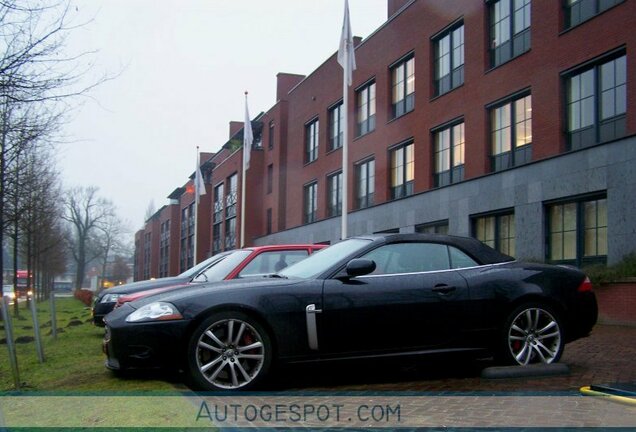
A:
354,233,515,265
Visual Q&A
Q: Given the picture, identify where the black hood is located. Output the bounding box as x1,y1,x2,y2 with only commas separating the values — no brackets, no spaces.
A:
97,276,190,298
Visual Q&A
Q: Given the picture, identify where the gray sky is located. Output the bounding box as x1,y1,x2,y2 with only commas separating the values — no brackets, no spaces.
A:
60,0,387,230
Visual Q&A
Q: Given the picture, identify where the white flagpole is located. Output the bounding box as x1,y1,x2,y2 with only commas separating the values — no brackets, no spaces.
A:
341,63,349,240
240,91,253,248
193,146,200,264
338,0,356,240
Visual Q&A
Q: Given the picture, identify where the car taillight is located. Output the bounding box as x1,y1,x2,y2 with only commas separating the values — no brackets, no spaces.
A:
578,276,593,292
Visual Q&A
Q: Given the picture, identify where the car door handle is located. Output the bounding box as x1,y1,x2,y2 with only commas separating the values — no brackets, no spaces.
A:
432,284,456,295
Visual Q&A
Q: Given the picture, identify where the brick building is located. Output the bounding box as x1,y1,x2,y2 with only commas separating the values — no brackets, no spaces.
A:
134,0,636,280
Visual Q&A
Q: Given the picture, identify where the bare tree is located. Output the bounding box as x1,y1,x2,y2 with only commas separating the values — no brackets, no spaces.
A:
0,0,107,297
62,186,114,291
111,255,131,286
94,211,130,292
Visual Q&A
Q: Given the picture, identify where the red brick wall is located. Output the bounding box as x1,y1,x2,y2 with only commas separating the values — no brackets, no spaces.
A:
596,282,636,327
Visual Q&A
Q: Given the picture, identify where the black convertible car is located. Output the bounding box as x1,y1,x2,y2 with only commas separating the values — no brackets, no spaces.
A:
103,234,597,391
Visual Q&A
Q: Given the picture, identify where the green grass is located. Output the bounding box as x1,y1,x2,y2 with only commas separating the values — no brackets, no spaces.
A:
0,297,182,392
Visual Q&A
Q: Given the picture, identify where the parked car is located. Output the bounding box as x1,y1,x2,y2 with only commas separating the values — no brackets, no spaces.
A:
103,234,598,391
93,244,324,326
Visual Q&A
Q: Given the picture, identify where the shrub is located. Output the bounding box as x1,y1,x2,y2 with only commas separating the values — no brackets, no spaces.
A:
582,253,636,286
73,289,93,306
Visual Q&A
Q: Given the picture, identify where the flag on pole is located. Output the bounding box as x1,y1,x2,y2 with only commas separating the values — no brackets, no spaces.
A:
337,0,357,86
194,147,206,203
243,92,254,171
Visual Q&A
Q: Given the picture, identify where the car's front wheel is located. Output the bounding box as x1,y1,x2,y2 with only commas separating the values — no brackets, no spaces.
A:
502,303,564,365
186,311,272,391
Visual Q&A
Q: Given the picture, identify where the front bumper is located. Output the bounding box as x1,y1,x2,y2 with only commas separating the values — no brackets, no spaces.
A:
103,303,191,371
93,301,116,327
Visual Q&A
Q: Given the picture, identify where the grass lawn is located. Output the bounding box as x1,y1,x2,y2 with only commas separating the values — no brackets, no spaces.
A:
0,296,182,392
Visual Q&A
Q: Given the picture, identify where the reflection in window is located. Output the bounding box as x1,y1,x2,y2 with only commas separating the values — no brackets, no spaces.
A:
434,24,464,96
548,197,607,266
390,142,414,199
391,56,415,118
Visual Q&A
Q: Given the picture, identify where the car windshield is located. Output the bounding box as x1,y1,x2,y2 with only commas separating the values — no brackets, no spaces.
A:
192,249,253,282
278,238,372,279
178,251,232,278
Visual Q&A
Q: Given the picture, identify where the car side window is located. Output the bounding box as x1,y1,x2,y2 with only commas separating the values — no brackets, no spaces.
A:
449,246,479,269
361,242,451,275
239,250,309,277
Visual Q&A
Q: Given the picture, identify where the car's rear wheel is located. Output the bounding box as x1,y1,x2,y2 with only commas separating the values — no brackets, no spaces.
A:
186,311,272,391
502,303,564,365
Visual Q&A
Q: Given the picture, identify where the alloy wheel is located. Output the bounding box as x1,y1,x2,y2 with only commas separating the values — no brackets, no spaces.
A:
507,307,562,365
195,318,265,389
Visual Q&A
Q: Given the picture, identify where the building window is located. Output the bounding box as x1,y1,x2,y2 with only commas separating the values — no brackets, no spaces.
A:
489,0,531,68
266,208,272,235
305,118,319,163
434,24,464,96
329,102,344,151
267,164,273,194
180,207,188,272
159,220,170,277
327,171,343,217
304,182,318,224
434,121,465,186
356,81,376,136
268,120,274,150
356,158,375,209
212,183,224,254
391,55,415,118
143,232,151,280
187,203,194,269
226,173,237,218
566,54,626,150
225,217,236,250
490,93,532,171
416,221,449,235
547,196,607,266
390,142,414,200
473,212,516,257
565,0,623,29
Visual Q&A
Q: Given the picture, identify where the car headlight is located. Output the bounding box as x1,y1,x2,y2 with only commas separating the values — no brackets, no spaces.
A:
125,302,183,323
101,294,122,303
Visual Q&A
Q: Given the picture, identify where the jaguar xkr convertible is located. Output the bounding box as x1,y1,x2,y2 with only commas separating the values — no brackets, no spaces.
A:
103,234,598,391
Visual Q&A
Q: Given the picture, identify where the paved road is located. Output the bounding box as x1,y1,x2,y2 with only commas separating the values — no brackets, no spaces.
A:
274,324,636,392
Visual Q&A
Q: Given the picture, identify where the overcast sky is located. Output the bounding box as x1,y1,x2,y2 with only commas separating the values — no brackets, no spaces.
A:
60,0,387,231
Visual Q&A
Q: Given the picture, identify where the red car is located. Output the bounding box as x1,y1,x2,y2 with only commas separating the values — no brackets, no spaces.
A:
113,244,325,308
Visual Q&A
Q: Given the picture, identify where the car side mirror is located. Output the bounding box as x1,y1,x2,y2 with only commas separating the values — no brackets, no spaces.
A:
345,259,376,278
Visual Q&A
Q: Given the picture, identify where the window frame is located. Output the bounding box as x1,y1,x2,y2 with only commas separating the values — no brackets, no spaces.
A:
564,0,624,29
327,170,343,217
328,101,344,151
433,119,465,186
390,53,415,118
488,91,532,171
355,158,375,210
488,0,532,68
433,21,464,96
305,117,319,164
546,194,608,267
389,141,415,200
472,210,516,257
356,80,376,137
303,181,318,224
564,51,626,151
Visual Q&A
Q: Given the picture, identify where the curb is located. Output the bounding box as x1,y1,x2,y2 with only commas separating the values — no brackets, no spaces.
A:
481,363,570,379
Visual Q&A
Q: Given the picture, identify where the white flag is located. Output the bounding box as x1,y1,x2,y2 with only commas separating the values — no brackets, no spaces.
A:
337,0,357,86
243,94,254,171
195,151,206,202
